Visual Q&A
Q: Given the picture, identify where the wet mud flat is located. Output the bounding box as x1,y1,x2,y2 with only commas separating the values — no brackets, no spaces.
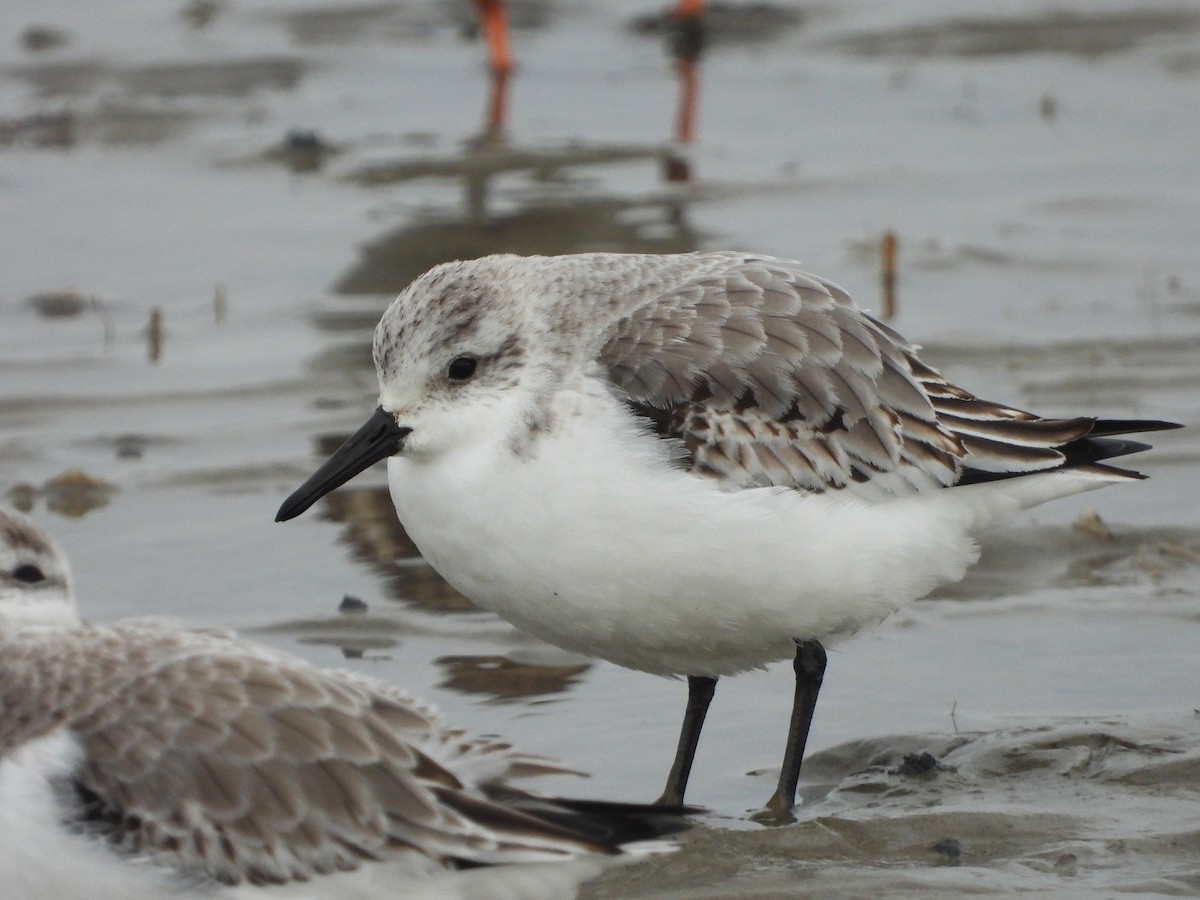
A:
2,0,1200,897
586,719,1200,897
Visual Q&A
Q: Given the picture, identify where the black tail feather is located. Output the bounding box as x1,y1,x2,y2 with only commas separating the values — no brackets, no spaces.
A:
1062,436,1153,467
487,791,699,846
1090,419,1183,438
957,418,1179,486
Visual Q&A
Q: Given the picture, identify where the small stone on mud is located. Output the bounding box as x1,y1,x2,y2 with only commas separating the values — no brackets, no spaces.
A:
1053,851,1078,876
115,435,145,460
1072,509,1113,540
20,25,70,52
339,594,368,614
44,469,116,517
6,483,36,513
930,837,962,862
890,751,954,777
28,290,90,318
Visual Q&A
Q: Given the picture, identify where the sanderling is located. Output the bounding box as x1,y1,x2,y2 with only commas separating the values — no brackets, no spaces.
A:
0,507,686,899
276,251,1179,817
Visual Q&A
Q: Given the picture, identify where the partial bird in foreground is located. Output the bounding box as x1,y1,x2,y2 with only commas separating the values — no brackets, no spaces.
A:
276,250,1180,818
0,507,687,899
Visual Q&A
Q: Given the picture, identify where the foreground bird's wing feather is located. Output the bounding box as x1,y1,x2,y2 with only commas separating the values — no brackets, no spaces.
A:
598,253,1115,497
9,624,611,886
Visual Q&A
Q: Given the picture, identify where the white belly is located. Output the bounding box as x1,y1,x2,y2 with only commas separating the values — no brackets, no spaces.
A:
387,383,1097,677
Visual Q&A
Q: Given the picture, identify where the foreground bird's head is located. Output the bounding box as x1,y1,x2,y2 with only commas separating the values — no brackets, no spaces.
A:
372,256,576,457
276,255,595,522
0,507,79,631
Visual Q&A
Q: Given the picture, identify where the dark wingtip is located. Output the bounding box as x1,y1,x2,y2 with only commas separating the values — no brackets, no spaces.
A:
500,797,701,847
1090,418,1184,437
956,425,1176,487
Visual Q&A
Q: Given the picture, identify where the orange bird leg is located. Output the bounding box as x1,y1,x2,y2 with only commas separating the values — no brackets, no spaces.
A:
474,0,512,77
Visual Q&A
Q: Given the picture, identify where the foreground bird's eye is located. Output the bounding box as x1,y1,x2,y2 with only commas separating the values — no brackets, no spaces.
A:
12,563,45,584
447,356,478,382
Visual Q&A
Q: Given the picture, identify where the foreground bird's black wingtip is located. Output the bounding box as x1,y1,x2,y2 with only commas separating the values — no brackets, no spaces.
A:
956,417,1182,487
495,796,703,846
1091,418,1184,437
275,407,410,523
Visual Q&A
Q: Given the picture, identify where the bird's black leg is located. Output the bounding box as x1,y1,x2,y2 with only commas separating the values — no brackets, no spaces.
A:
763,638,827,818
654,675,718,806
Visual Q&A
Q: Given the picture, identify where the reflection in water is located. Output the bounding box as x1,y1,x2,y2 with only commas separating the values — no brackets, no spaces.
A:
826,9,1200,60
274,129,344,174
324,488,475,611
251,611,406,661
663,60,698,185
628,2,806,46
333,124,701,294
334,192,702,295
436,653,591,703
275,0,553,53
180,0,222,31
298,633,401,660
320,486,478,613
641,1,811,184
481,69,510,138
664,1,704,184
146,307,164,363
10,57,305,99
6,470,117,518
0,111,75,149
474,0,512,135
329,2,726,296
6,50,301,149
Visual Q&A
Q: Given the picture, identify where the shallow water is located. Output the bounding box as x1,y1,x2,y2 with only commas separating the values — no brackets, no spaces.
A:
2,0,1199,895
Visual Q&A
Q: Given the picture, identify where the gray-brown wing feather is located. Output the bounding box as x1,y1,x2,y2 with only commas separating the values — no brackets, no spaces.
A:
599,253,1110,497
3,624,606,886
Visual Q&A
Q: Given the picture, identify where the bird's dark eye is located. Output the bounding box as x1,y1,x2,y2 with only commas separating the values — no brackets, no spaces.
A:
12,564,45,584
447,356,478,382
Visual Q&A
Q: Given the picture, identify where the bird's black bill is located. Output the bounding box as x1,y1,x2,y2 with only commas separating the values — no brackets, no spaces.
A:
275,406,410,522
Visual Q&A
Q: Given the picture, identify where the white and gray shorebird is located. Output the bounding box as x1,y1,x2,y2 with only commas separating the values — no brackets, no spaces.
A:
0,507,687,900
276,251,1179,817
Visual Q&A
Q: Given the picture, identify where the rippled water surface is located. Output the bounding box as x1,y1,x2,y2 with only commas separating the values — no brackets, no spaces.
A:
2,0,1199,895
